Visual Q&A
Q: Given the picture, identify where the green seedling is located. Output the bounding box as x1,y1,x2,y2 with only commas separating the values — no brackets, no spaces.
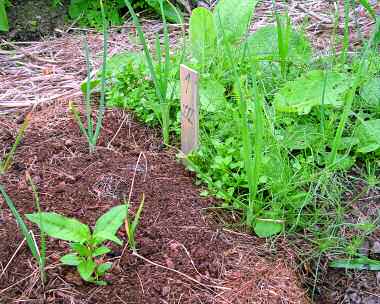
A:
26,205,129,285
0,113,31,175
70,0,108,153
124,195,145,252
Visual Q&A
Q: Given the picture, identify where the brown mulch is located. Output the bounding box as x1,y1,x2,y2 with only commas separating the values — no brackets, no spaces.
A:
0,102,309,303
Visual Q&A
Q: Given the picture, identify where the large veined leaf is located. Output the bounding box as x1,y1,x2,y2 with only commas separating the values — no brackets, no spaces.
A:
360,77,380,110
199,79,226,113
355,119,380,153
247,25,312,64
0,0,9,32
274,70,351,114
189,8,216,64
254,219,284,238
26,212,91,243
93,205,128,244
213,0,258,44
277,123,322,150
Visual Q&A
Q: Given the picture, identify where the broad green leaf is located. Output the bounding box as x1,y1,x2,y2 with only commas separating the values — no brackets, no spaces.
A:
95,280,108,285
80,80,100,95
199,80,226,113
355,119,380,153
253,219,284,238
247,25,312,64
26,212,91,243
189,8,216,64
277,123,322,150
60,253,82,266
146,0,182,24
78,259,96,281
360,77,380,110
93,231,123,246
93,205,127,245
97,262,112,275
0,0,9,32
329,257,380,271
92,246,111,257
274,70,351,114
71,243,91,257
213,0,258,44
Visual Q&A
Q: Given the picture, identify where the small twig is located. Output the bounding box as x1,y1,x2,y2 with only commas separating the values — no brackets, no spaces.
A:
107,112,129,149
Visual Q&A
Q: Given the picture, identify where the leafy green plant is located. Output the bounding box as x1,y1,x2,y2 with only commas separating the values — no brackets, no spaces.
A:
26,205,128,285
70,0,108,153
0,114,31,175
0,185,45,283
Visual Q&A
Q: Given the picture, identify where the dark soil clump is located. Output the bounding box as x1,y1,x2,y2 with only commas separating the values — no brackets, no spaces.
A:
1,0,69,41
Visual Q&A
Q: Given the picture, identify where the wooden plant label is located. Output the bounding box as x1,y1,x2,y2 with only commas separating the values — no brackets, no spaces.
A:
180,64,199,155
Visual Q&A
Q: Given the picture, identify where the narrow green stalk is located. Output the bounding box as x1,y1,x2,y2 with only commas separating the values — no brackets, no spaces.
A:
272,1,290,79
341,0,350,63
27,176,46,284
0,185,41,268
123,0,164,103
92,0,108,148
320,70,328,138
84,36,94,141
0,113,30,174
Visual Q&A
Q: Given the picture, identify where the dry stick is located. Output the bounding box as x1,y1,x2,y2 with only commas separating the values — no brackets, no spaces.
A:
127,152,148,203
0,238,26,278
132,251,230,292
107,112,129,149
0,270,38,295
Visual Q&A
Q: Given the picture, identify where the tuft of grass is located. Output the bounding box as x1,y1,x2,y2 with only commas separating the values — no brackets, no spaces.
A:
123,0,184,145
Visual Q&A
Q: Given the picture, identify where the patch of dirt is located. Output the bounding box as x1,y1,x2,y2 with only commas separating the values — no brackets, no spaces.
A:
0,102,308,303
1,0,69,41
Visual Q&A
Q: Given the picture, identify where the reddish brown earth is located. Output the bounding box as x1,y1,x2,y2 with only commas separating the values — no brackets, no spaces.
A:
0,102,309,304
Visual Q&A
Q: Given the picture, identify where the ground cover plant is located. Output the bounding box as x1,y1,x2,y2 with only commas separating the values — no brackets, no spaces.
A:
103,0,380,292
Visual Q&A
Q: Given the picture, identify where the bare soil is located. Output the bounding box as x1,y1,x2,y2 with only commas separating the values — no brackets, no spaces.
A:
0,102,308,304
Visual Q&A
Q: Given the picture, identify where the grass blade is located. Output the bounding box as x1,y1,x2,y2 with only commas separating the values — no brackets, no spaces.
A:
0,113,31,174
0,185,40,262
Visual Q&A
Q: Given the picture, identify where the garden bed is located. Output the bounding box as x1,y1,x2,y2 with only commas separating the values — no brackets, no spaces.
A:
0,103,308,303
1,1,379,303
